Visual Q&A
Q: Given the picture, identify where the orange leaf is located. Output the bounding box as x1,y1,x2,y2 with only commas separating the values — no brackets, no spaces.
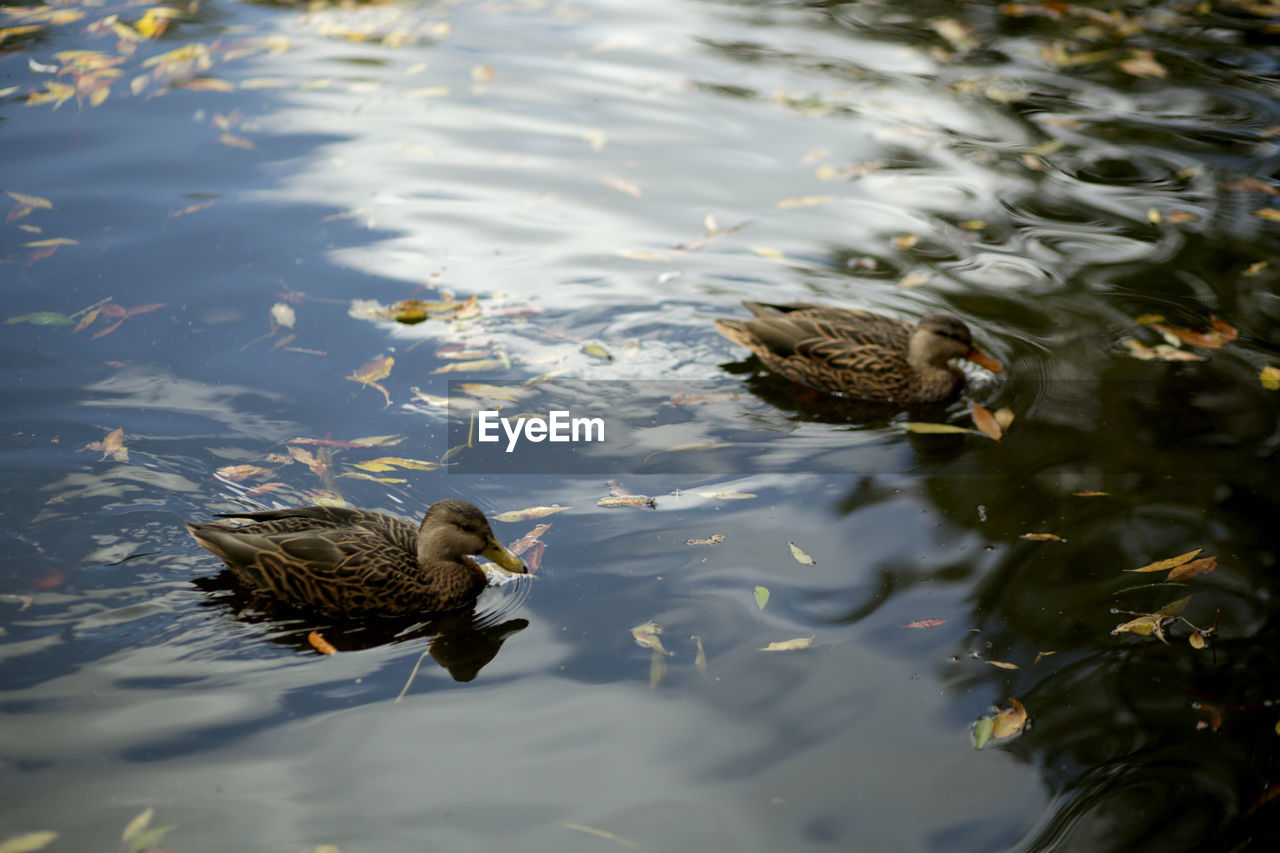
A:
1166,556,1217,582
1020,533,1062,541
307,631,337,655
991,698,1028,739
971,403,1002,441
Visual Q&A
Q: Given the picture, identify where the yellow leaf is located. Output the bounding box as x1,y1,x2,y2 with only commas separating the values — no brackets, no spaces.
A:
988,661,1020,670
1189,631,1207,650
993,408,1015,430
1020,533,1062,541
1117,49,1166,78
581,343,612,361
897,272,930,288
1255,208,1280,221
121,808,153,843
352,457,440,472
22,237,78,247
991,698,1028,739
491,505,571,522
750,246,786,261
219,133,255,150
404,85,450,99
775,195,833,210
1261,366,1280,390
179,77,235,92
1073,490,1109,497
0,832,59,853
788,542,815,565
902,422,976,435
88,86,110,107
630,620,671,655
759,636,815,652
753,585,769,610
6,192,52,209
431,359,505,373
1131,548,1202,573
350,355,393,384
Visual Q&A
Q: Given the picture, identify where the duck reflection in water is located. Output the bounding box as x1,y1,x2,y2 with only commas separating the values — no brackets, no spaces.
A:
194,570,529,682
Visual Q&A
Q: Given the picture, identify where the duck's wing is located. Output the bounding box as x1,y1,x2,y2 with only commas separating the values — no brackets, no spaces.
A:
779,336,915,401
187,515,444,614
741,302,911,347
214,506,416,550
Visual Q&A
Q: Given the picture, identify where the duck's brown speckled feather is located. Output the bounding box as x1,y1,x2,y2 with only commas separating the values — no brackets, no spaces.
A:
715,301,998,404
186,504,490,616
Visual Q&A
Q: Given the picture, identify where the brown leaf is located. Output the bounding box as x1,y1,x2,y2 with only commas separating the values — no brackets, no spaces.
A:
1166,555,1217,582
349,355,394,384
492,505,571,523
508,523,552,557
1020,533,1062,541
988,660,1020,670
991,698,1028,739
598,495,656,509
307,631,337,655
1151,317,1238,349
971,403,1002,441
900,619,945,629
1122,338,1207,362
759,636,815,652
631,620,671,655
1116,49,1166,78
686,535,726,545
30,568,67,590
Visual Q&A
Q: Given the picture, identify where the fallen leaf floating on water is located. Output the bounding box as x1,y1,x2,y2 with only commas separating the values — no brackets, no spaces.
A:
696,490,757,500
1150,316,1238,349
692,635,708,677
121,808,154,846
988,661,1020,670
776,195,834,210
1034,651,1057,665
649,648,667,688
601,176,642,197
1260,366,1280,390
901,619,945,629
560,823,640,850
1020,533,1063,542
687,535,725,545
902,422,978,436
1073,490,1109,497
1165,556,1217,582
754,585,770,610
598,495,657,509
307,631,338,655
1122,339,1207,362
492,505,571,522
0,831,59,853
1189,631,1208,650
119,807,174,853
1117,48,1166,78
972,698,1029,749
581,343,612,361
1130,548,1202,574
82,427,129,462
30,569,66,590
1110,595,1194,645
346,355,394,407
631,620,672,656
507,523,551,557
431,358,506,374
351,457,441,472
216,464,274,481
287,435,404,449
971,403,1003,441
759,636,814,652
788,542,815,565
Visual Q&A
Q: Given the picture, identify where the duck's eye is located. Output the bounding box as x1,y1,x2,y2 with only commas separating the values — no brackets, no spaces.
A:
459,523,478,534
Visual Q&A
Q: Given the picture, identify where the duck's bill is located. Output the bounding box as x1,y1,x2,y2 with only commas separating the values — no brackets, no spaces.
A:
482,537,527,573
966,348,1003,374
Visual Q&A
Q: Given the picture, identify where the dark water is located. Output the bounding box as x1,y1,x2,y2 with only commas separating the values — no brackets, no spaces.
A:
4,0,1280,849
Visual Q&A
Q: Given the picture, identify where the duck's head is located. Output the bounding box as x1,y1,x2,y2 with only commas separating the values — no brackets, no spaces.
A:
911,314,1002,374
418,499,526,573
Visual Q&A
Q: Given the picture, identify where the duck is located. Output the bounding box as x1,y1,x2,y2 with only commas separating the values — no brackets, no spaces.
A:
185,499,526,616
714,301,1002,404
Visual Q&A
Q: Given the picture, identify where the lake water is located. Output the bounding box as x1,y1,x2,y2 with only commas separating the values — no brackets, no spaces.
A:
4,0,1280,850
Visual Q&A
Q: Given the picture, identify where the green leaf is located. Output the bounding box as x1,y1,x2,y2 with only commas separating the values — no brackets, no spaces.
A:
1156,594,1193,617
788,541,815,565
128,825,174,853
122,807,153,842
972,716,994,750
753,585,770,610
6,312,74,326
